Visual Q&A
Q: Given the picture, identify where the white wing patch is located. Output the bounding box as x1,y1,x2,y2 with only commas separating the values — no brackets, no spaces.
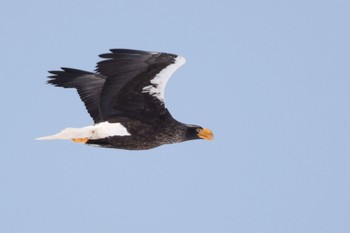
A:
92,122,130,138
36,122,130,140
142,55,186,102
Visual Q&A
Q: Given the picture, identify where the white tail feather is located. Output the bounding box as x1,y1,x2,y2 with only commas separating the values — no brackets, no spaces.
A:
36,127,95,140
36,122,130,141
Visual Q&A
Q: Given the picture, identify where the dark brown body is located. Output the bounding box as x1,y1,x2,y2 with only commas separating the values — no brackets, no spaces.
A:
87,113,190,150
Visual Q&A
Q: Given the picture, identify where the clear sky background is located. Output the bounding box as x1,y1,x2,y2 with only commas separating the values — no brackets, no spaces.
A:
1,0,349,232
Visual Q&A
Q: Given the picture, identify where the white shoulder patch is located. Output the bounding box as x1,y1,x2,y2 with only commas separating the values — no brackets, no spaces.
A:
142,55,186,102
94,122,130,138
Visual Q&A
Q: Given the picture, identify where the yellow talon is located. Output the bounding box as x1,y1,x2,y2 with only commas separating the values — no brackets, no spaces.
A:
72,138,89,143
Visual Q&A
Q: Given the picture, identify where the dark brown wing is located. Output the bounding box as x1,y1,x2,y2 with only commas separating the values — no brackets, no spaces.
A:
47,68,106,123
46,49,185,124
96,49,186,123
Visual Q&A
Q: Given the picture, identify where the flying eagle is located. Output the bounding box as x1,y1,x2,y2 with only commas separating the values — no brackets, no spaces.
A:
37,49,213,150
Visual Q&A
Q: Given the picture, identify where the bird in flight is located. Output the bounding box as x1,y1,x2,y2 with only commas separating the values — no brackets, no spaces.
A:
37,49,214,150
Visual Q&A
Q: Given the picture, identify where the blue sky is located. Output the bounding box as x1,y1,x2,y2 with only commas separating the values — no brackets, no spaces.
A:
1,0,350,232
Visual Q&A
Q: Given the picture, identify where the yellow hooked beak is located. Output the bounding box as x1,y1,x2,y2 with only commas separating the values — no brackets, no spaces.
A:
198,128,214,141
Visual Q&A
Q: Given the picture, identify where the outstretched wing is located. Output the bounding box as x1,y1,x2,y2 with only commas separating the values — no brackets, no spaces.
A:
46,49,186,124
97,49,186,122
47,68,106,123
